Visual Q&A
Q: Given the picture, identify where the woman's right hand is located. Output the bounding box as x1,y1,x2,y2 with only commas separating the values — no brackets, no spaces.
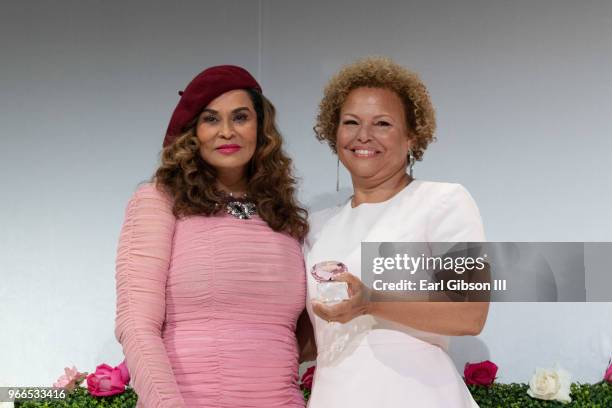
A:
312,272,371,324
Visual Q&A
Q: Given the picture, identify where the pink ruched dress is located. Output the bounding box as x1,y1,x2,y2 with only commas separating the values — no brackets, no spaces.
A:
114,184,306,408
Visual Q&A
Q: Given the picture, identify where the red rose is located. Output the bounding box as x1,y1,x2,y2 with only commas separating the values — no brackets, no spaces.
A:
300,365,316,390
464,360,498,386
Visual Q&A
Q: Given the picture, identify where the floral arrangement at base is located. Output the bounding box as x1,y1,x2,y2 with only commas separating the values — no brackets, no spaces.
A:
13,358,612,407
14,360,136,408
14,386,138,408
467,382,612,407
297,359,612,408
462,360,612,407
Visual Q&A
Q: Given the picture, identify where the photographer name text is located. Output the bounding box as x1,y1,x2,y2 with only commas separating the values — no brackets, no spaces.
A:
372,279,507,292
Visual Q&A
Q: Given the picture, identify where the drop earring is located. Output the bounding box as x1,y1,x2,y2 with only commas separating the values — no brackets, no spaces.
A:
408,149,415,178
336,154,340,192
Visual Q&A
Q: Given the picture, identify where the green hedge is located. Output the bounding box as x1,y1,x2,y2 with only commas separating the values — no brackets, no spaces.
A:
14,387,137,408
468,382,612,407
13,382,612,407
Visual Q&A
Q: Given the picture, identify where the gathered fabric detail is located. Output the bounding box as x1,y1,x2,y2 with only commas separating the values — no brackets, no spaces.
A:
115,184,306,408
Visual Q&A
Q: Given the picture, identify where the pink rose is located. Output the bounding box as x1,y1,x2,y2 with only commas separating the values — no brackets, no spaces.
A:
53,366,87,391
86,360,130,397
300,365,315,390
53,375,70,389
464,360,498,386
117,359,130,384
604,359,612,383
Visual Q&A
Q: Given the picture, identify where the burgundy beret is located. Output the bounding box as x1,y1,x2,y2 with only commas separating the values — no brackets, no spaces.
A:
163,65,262,147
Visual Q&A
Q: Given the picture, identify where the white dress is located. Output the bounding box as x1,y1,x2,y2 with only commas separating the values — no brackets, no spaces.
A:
304,180,485,408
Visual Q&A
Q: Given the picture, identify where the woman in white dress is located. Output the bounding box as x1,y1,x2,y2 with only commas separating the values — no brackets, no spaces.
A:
304,57,488,407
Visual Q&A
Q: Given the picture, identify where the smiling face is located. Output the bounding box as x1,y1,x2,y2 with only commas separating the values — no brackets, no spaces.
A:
196,89,258,177
336,87,412,183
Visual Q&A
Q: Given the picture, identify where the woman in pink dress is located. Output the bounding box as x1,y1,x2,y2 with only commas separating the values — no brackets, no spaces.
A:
114,65,309,408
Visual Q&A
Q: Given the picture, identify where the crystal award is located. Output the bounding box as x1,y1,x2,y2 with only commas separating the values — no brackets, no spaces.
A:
311,261,350,304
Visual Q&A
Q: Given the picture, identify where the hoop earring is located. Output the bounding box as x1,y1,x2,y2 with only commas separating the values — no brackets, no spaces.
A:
408,150,415,178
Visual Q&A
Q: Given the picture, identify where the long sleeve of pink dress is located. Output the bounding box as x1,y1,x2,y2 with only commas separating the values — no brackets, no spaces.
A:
114,184,306,408
115,184,186,408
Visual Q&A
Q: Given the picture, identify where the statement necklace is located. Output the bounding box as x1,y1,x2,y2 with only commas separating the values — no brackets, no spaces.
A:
222,192,257,220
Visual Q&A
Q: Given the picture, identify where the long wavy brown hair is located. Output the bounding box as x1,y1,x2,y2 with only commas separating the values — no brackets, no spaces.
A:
153,88,309,241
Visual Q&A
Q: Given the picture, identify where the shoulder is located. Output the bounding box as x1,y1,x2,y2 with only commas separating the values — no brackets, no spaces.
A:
410,180,475,205
310,205,342,227
305,205,344,251
413,181,485,241
405,180,480,219
124,182,175,217
129,183,173,204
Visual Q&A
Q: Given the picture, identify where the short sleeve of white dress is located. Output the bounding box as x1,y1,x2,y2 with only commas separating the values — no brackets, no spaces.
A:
425,184,486,243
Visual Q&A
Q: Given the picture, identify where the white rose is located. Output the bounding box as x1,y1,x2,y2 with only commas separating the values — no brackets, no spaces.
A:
527,366,572,403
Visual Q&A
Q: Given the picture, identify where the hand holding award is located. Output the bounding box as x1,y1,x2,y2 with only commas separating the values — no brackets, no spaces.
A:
311,261,350,304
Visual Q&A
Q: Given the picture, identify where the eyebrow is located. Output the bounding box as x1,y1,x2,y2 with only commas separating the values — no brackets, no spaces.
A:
202,107,252,115
341,112,394,120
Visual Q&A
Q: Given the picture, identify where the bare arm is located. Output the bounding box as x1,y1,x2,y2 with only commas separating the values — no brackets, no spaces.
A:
367,301,489,336
295,309,317,363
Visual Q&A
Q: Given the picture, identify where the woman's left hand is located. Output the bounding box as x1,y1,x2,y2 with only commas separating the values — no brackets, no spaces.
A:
312,272,371,324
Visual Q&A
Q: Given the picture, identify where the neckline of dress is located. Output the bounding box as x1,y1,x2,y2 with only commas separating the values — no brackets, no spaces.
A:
346,178,421,210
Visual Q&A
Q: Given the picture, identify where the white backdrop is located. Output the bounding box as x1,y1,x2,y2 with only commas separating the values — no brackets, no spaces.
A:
1,0,611,387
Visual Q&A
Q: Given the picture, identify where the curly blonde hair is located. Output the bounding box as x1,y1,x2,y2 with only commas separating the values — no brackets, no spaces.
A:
314,57,436,161
153,89,309,241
